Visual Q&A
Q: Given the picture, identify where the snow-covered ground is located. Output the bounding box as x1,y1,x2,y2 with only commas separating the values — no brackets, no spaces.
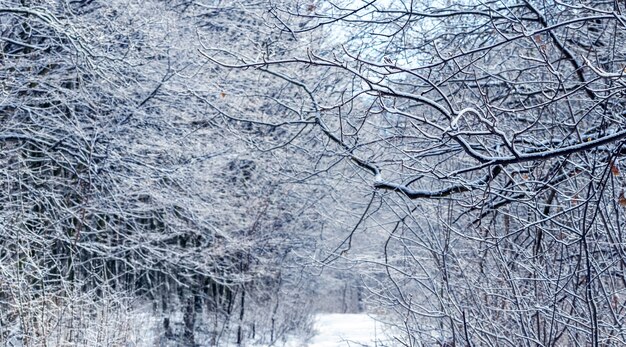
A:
133,312,400,347
308,314,386,347
260,313,398,347
303,313,397,347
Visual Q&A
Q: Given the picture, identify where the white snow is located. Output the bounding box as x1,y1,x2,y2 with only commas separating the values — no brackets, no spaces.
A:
306,313,394,347
248,313,400,347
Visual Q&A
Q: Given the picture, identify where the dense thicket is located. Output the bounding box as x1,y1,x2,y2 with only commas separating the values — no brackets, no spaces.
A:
0,1,321,345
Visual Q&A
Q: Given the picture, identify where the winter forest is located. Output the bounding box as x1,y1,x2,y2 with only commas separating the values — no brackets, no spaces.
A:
1,0,626,346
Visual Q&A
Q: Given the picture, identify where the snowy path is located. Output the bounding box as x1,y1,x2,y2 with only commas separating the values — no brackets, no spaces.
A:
306,313,394,347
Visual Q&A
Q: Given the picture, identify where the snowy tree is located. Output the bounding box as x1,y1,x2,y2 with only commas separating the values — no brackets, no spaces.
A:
206,1,626,345
0,0,318,345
